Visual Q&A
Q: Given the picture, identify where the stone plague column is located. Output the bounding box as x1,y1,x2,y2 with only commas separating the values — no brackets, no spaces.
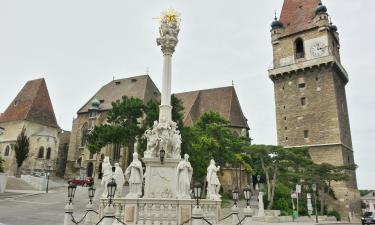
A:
157,9,180,123
142,9,183,199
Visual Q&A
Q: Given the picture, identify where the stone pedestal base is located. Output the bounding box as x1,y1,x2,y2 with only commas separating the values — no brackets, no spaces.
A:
159,105,172,122
143,158,180,198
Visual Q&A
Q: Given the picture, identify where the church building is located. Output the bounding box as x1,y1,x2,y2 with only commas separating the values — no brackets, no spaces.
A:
65,75,250,192
0,78,61,176
269,0,361,219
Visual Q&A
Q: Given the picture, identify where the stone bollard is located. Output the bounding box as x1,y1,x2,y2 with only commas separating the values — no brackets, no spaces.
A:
63,203,74,225
243,206,253,225
232,205,240,224
192,206,204,225
101,204,115,225
258,192,265,217
83,202,98,225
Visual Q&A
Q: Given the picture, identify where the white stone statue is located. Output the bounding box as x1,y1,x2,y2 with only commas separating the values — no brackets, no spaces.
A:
176,154,193,199
258,192,265,217
101,156,112,198
124,152,143,198
143,119,182,159
206,159,221,200
113,163,125,197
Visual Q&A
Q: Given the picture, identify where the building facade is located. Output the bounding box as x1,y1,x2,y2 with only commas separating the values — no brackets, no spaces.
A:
65,75,161,178
0,78,61,176
65,75,250,192
269,0,361,219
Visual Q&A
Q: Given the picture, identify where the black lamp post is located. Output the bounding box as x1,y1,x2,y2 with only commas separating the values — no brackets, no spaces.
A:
68,183,77,204
88,186,96,204
232,189,239,207
46,172,50,193
160,149,165,164
312,183,318,223
193,182,202,208
243,187,252,208
107,179,117,206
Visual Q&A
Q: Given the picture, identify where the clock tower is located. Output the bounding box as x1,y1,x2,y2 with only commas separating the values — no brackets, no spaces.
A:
269,0,361,219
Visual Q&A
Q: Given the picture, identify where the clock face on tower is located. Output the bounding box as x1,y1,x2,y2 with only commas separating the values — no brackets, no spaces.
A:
310,42,327,58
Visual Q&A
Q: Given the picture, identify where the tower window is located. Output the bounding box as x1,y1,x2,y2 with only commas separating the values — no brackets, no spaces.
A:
301,97,306,106
285,127,288,130
284,116,287,121
304,130,309,138
295,38,305,59
285,137,288,141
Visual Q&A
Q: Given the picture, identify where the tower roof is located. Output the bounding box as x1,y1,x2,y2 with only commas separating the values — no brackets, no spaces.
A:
0,78,59,128
279,0,321,36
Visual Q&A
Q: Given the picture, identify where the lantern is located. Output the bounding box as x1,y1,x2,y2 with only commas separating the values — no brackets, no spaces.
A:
88,186,96,204
243,186,252,207
68,183,77,204
232,189,239,206
160,149,166,164
107,179,117,205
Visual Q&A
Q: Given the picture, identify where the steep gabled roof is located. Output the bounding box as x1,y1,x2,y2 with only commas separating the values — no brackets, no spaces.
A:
78,75,160,114
0,78,58,128
279,0,321,36
175,86,249,129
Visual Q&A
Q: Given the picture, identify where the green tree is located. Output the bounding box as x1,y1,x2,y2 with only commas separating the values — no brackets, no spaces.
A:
246,145,314,209
185,111,251,182
87,96,146,162
303,162,356,215
87,95,186,160
14,127,30,177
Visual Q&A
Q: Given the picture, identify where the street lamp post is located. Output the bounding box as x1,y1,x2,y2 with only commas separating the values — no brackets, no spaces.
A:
88,186,96,204
63,183,77,225
243,187,252,208
193,182,203,208
107,179,117,206
46,172,50,193
312,184,318,223
232,189,239,207
68,183,77,204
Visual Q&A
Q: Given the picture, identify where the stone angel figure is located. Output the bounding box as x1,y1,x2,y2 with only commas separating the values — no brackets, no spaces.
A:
124,152,144,198
176,154,193,199
206,159,221,200
101,156,112,198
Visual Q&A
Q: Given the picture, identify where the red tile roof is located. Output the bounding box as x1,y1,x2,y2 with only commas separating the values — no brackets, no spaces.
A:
280,0,321,36
0,78,59,128
78,75,161,114
175,86,249,129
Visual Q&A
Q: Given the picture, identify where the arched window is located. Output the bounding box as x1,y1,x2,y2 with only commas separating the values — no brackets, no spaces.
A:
4,145,10,156
295,38,305,59
46,147,52,159
81,123,88,147
38,147,44,159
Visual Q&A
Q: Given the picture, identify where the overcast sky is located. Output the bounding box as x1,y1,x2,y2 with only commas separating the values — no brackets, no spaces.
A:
1,0,374,189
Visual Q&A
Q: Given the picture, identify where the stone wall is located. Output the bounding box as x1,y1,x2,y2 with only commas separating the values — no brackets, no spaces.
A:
0,120,60,176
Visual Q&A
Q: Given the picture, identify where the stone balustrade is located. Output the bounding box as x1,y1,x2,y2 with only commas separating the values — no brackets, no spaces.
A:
99,198,221,225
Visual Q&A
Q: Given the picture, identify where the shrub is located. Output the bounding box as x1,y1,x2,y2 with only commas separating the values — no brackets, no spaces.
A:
273,198,292,215
327,210,341,221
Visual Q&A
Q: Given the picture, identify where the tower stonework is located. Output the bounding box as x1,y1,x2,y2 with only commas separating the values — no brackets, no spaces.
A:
269,0,361,220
